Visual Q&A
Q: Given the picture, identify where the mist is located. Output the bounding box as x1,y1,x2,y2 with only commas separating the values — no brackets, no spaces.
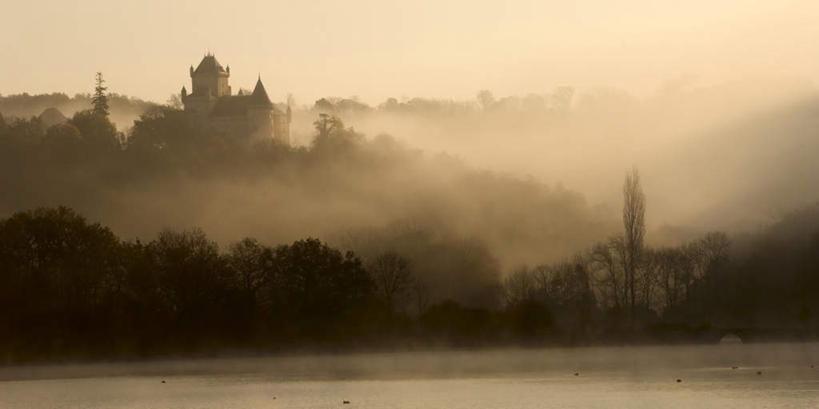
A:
4,77,819,269
6,2,819,408
294,77,819,243
0,105,618,305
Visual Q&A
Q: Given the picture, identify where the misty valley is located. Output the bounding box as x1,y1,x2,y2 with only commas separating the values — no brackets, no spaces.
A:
4,4,819,404
3,84,819,360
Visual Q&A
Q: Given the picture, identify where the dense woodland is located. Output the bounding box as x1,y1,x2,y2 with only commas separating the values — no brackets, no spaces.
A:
1,87,819,363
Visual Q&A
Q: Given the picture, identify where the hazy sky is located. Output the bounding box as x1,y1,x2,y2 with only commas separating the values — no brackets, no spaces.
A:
1,0,818,104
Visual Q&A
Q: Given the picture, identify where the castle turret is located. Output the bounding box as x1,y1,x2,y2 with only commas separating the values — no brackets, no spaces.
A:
247,76,274,140
190,54,231,97
250,76,273,107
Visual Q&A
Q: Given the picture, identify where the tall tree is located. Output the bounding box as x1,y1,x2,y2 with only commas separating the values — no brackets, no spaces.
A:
622,167,646,318
92,72,110,117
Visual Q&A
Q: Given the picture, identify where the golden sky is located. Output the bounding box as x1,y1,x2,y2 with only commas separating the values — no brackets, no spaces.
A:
1,0,817,104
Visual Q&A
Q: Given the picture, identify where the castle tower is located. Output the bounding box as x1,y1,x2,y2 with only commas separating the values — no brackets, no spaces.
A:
247,76,274,140
182,54,232,122
190,53,231,97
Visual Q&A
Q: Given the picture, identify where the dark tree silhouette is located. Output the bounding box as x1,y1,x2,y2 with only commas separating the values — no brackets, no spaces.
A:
623,167,645,318
128,106,194,152
226,238,273,323
146,229,229,336
92,72,110,117
367,251,413,311
272,238,374,340
69,110,120,151
0,207,123,356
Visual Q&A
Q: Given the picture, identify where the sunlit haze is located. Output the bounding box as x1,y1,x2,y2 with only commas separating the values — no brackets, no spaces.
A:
2,0,818,104
4,2,819,407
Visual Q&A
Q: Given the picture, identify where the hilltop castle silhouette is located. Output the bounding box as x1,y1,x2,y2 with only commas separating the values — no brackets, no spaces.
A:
181,53,290,144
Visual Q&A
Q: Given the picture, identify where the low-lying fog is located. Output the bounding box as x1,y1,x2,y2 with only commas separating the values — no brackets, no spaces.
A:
1,343,818,409
292,78,819,240
4,78,819,276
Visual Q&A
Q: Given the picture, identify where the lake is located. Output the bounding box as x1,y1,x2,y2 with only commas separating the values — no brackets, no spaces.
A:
2,342,818,408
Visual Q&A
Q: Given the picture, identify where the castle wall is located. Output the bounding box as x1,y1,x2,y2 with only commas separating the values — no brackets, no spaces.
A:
183,95,216,118
192,74,230,97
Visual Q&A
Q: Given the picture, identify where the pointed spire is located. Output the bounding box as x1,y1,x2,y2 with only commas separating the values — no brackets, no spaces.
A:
251,76,273,107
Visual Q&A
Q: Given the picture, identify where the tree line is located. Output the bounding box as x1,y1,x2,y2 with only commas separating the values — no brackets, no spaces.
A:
0,207,386,361
2,198,817,363
2,79,819,362
501,170,819,343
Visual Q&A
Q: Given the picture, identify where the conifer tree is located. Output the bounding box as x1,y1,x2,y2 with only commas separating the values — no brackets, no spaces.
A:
92,72,110,117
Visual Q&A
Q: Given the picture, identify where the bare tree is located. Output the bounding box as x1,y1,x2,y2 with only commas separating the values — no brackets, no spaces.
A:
589,237,626,309
689,231,730,307
638,248,663,311
679,242,700,300
622,167,646,318
652,247,681,312
531,264,553,302
367,251,413,311
696,232,730,276
503,267,537,306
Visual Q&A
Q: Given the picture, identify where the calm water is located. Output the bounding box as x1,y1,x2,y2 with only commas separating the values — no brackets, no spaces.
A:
2,343,819,408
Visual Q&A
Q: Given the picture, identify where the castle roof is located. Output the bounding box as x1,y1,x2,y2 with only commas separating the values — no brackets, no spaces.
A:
194,54,227,75
250,77,273,107
209,79,279,118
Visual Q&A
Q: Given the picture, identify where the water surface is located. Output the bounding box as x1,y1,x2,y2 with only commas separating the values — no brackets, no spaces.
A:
2,343,818,408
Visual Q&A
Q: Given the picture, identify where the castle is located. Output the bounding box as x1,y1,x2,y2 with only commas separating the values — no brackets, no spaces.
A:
181,54,290,144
